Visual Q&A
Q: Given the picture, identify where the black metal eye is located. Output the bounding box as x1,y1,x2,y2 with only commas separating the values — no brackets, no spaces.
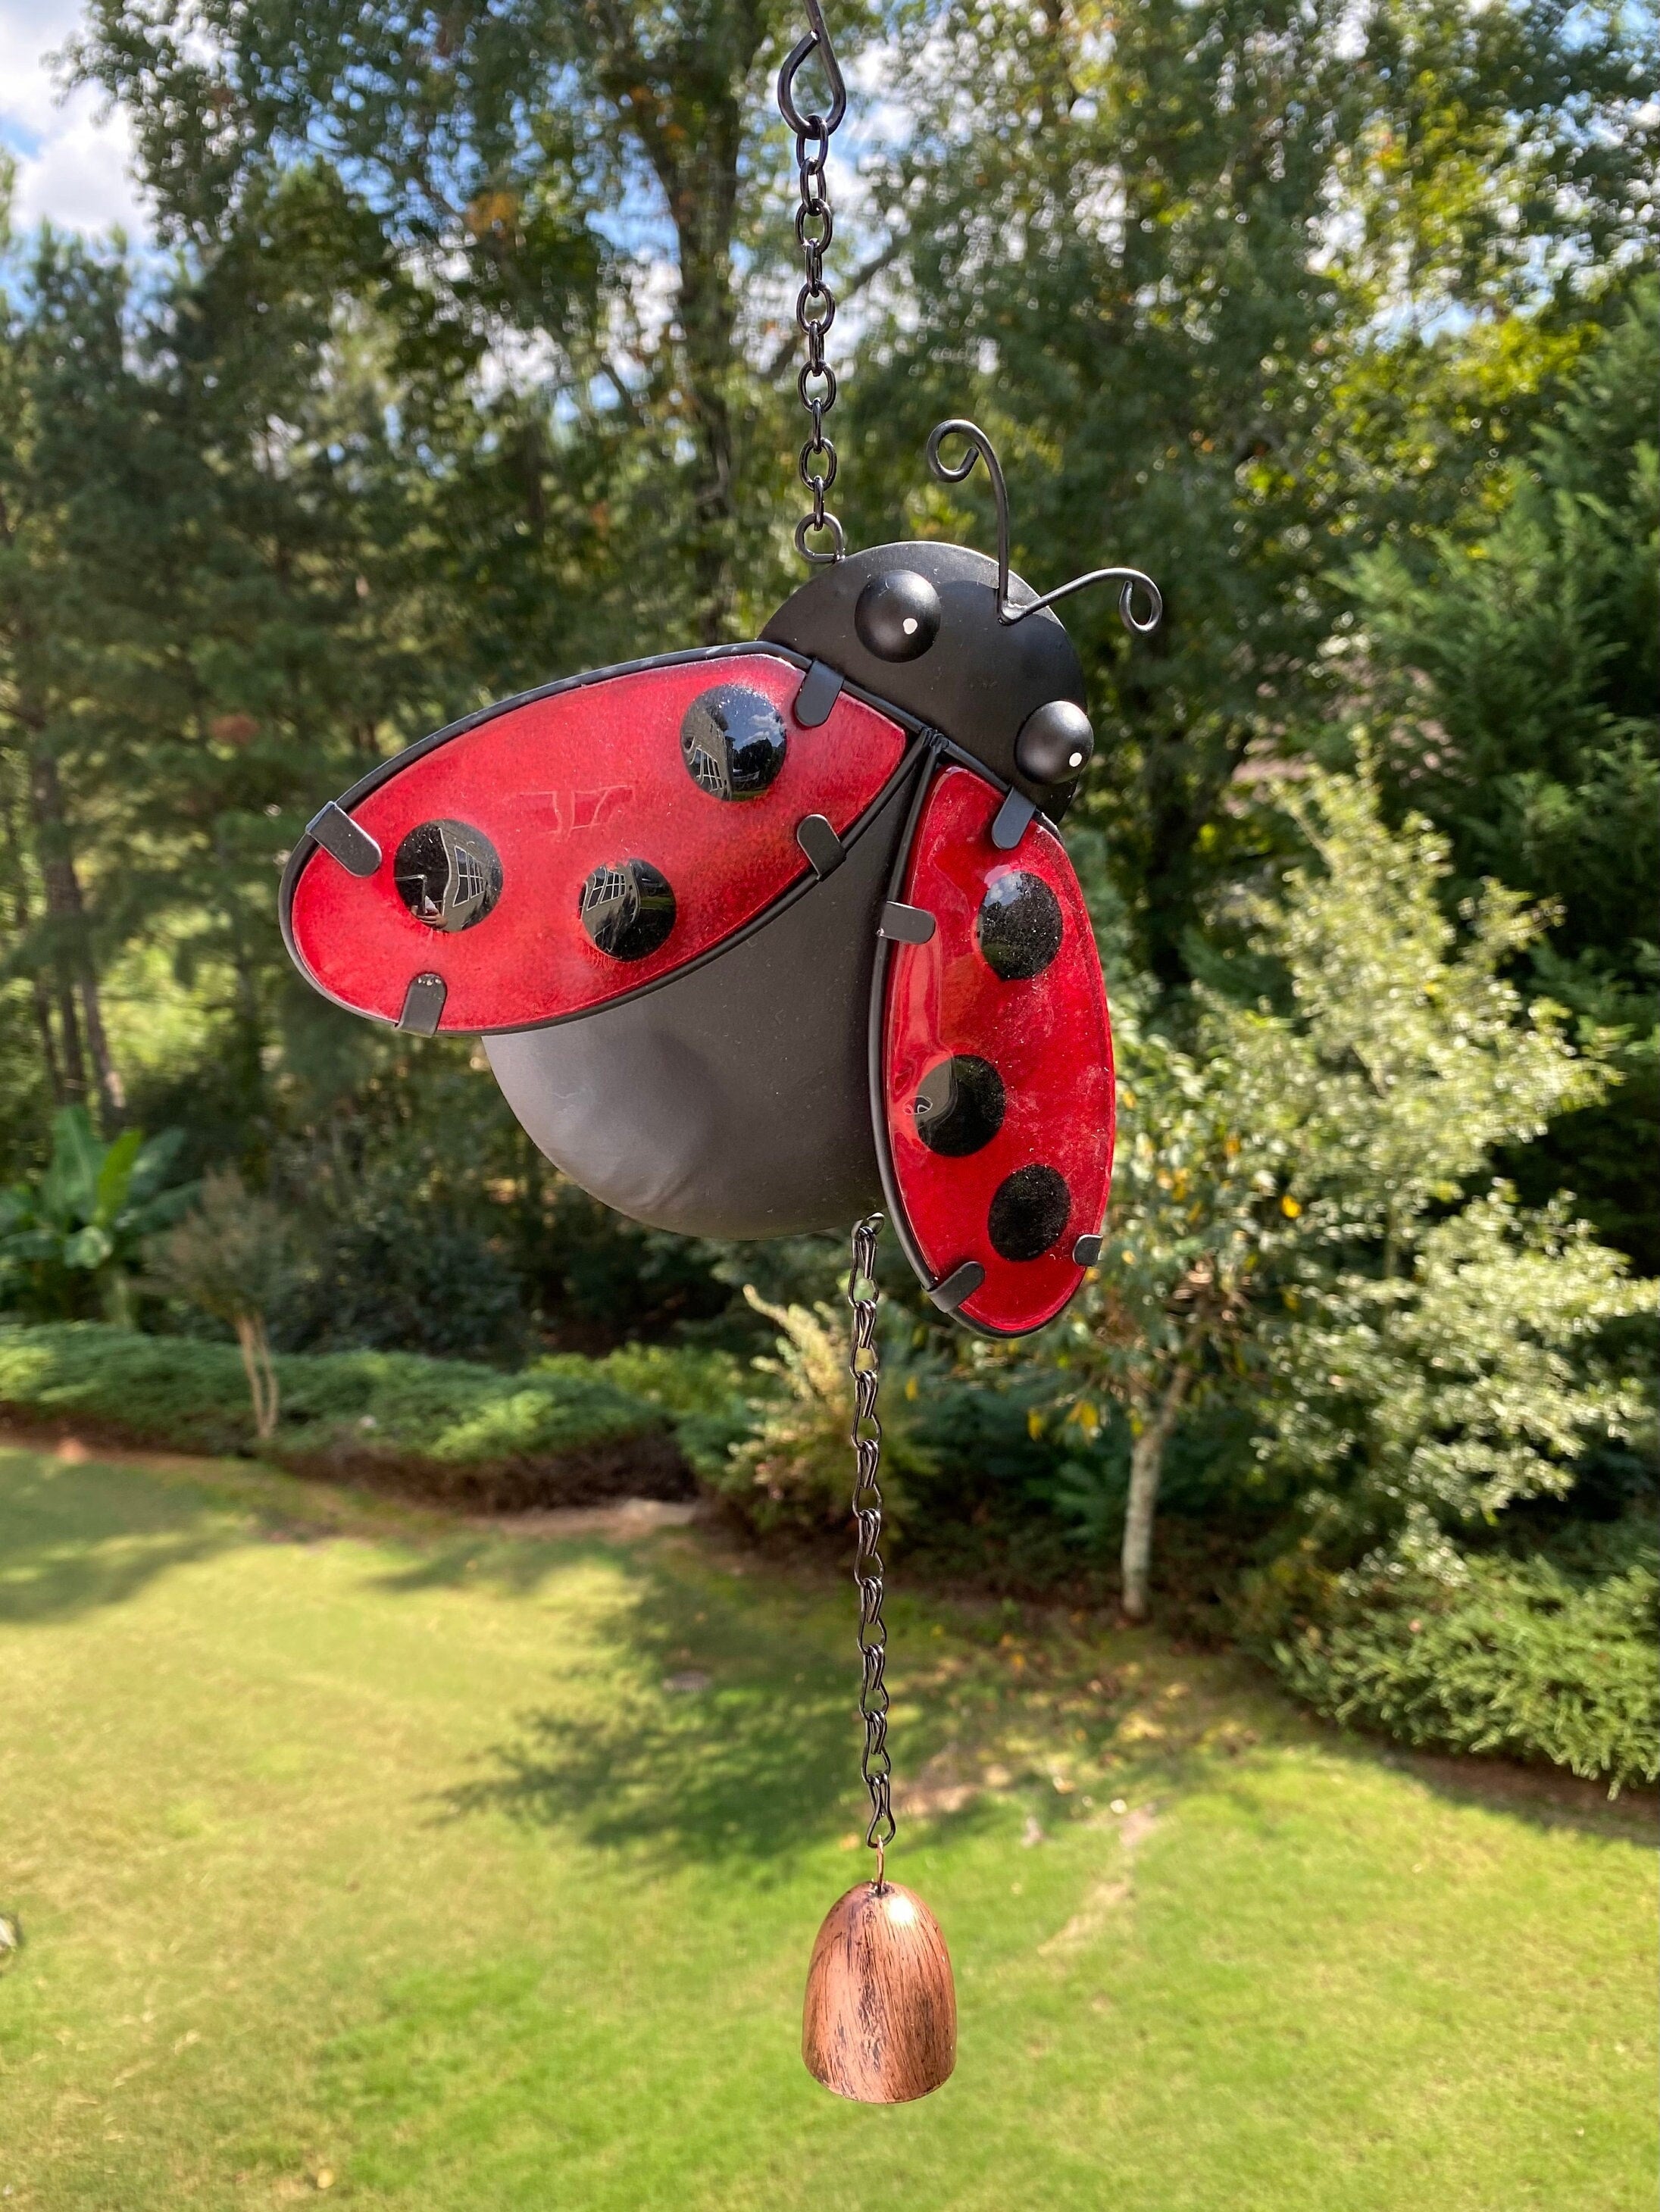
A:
914,1054,1005,1157
854,570,943,661
394,820,502,932
977,870,1063,982
578,859,677,960
681,685,789,800
1014,699,1094,785
988,1164,1071,1261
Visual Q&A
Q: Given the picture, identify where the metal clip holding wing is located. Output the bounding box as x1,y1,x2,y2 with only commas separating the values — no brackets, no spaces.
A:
926,417,1163,636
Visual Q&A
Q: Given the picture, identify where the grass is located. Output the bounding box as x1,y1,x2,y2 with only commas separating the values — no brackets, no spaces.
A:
1,1438,1654,2210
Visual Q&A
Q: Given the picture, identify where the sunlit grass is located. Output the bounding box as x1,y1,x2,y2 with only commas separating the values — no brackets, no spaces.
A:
2,1442,1653,2210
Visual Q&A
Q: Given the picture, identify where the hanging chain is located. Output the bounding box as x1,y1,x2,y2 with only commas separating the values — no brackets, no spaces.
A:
848,1212,895,1883
778,2,846,564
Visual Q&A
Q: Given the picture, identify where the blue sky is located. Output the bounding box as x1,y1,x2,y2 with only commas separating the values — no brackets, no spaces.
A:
1,0,148,236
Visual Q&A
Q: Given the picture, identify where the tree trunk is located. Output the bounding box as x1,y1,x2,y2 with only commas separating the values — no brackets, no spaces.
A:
53,964,89,1104
2,788,69,1103
30,968,66,1104
102,1267,136,1329
587,11,757,645
28,745,124,1126
1120,1363,1196,1623
235,1311,280,1440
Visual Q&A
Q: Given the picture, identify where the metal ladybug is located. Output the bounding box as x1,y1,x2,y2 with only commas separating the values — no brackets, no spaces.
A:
280,418,1159,1340
282,0,1166,2111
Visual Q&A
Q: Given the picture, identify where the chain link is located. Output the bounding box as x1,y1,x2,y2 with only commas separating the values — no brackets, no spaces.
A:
848,1213,894,1879
782,48,845,562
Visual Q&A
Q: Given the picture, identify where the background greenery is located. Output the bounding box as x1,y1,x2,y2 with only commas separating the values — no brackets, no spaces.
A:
1,0,1655,1788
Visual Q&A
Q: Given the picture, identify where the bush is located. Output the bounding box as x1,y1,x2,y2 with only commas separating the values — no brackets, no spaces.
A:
0,1322,687,1510
588,1342,752,1482
1245,1521,1659,1793
277,1192,529,1366
706,1291,935,1539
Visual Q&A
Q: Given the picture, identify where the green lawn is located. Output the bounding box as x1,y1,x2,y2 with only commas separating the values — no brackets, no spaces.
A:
2,1440,1653,2210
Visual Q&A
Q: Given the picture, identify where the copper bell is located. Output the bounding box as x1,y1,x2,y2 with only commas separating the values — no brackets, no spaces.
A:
802,1879,957,2104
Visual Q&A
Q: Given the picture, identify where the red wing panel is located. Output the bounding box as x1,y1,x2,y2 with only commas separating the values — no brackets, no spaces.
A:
286,652,908,1033
881,766,1114,1336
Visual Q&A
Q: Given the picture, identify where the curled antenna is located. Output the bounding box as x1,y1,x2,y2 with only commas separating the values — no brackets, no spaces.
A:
924,417,1162,636
778,0,847,135
926,419,1011,608
1007,564,1162,634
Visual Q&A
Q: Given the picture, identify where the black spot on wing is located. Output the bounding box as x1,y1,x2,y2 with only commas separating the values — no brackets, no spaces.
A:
578,859,677,960
976,870,1062,981
680,685,788,800
914,1055,1005,1157
988,1165,1071,1261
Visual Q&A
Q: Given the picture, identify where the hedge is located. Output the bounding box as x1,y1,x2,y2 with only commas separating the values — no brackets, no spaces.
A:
1258,1526,1659,1795
0,1323,690,1510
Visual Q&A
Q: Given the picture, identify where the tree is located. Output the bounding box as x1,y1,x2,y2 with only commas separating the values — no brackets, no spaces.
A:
1346,288,1660,1263
147,1170,299,1438
844,0,1658,985
1262,1186,1655,1563
1057,756,1651,1616
1058,1014,1284,1620
0,177,434,1173
1224,764,1655,1557
69,0,846,651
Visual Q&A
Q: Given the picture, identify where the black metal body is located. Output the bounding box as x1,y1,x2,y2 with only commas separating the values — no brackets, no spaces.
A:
482,536,1096,1241
763,542,1089,812
486,748,923,1238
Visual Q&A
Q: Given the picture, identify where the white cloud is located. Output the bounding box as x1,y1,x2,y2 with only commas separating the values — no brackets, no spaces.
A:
1,0,148,237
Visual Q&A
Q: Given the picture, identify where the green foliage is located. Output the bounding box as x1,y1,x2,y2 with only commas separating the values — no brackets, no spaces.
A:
1224,760,1607,1236
0,1322,676,1507
1219,764,1658,1549
711,1288,936,1538
147,1168,301,1437
1054,756,1655,1616
1347,286,1660,1261
1352,289,1658,990
590,1339,752,1485
848,0,1658,980
0,1107,192,1324
1243,1520,1659,1793
146,1169,299,1329
277,1183,529,1367
1264,1188,1657,1547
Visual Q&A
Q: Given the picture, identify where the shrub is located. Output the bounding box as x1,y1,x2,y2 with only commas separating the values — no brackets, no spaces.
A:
277,1191,528,1366
146,1170,299,1438
1244,1520,1659,1792
0,1107,192,1325
0,1322,685,1510
588,1342,752,1483
709,1290,935,1539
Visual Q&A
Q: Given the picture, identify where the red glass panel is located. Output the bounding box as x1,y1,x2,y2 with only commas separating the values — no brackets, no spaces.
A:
882,766,1114,1336
286,652,908,1033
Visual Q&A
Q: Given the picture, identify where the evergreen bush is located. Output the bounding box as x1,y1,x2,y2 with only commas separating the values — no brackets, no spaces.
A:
1243,1522,1659,1792
0,1323,684,1508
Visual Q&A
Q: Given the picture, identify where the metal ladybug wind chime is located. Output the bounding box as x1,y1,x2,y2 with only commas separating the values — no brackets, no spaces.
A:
280,0,1158,2108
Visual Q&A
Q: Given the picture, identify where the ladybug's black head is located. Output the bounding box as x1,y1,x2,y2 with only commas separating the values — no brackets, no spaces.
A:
760,419,1159,816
